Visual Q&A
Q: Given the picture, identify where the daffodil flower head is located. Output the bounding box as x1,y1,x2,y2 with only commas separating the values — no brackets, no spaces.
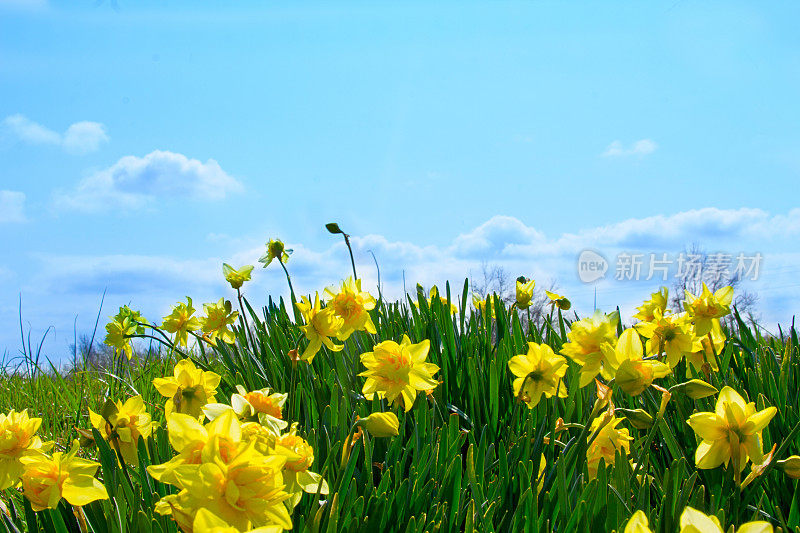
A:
258,239,291,267
586,410,632,479
227,385,288,434
359,412,400,437
429,286,458,314
0,409,52,490
623,510,654,533
632,287,669,323
272,423,329,506
296,292,344,363
192,508,284,533
199,298,239,346
324,277,377,340
88,395,154,465
516,278,536,309
20,440,108,511
153,358,221,418
162,297,201,347
103,305,146,360
359,335,439,412
508,342,568,408
154,445,292,532
687,386,777,472
602,329,671,396
679,506,773,533
635,309,693,367
545,290,571,310
683,283,734,336
222,263,254,290
561,310,619,388
473,294,500,318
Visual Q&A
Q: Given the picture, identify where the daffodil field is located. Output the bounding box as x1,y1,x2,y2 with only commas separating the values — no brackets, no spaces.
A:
1,233,799,533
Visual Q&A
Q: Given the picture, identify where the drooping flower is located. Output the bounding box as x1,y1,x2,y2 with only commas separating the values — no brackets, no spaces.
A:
602,329,671,396
272,423,329,506
324,277,377,340
359,335,439,412
162,297,201,347
359,412,400,437
545,290,571,311
508,342,568,408
679,506,773,533
683,283,734,336
587,410,632,479
623,510,654,533
635,309,693,367
153,358,221,418
88,395,154,465
104,305,146,360
561,310,619,387
632,287,669,323
515,278,536,309
199,298,239,346
687,386,777,472
223,263,254,290
0,409,52,490
296,293,344,362
20,440,108,511
258,239,291,267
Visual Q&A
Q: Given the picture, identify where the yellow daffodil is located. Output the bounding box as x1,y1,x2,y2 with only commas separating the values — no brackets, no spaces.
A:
89,395,154,465
587,410,632,479
687,386,777,472
272,423,329,506
679,506,773,533
162,297,201,347
0,409,52,490
602,329,671,396
561,310,619,387
632,287,669,322
199,298,239,346
153,358,221,418
20,440,108,511
258,239,290,267
359,412,400,437
193,508,283,533
683,283,734,336
223,263,254,290
414,286,457,314
686,319,725,374
623,510,653,533
545,290,571,311
359,335,439,412
472,294,500,318
516,278,536,309
324,277,377,340
296,293,344,362
508,342,568,408
104,305,146,360
147,410,243,487
154,445,291,532
635,309,693,367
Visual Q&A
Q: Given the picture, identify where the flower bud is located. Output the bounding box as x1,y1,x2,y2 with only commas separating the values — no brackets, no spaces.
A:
359,412,400,437
778,455,800,479
669,379,718,399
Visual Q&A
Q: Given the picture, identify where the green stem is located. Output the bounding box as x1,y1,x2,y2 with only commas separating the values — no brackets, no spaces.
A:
343,233,358,280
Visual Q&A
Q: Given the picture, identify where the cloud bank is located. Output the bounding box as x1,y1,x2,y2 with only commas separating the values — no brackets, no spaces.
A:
2,114,109,154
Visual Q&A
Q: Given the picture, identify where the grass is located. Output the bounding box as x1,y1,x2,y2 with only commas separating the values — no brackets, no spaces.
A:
0,277,798,532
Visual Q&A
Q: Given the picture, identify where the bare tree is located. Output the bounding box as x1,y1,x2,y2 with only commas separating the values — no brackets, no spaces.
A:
670,244,759,328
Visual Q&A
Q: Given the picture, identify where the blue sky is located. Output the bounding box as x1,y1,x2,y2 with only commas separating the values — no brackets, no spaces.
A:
1,0,799,361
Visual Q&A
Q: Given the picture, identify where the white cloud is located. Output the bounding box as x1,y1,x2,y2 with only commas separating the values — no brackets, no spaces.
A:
2,114,108,154
7,207,799,358
0,190,26,223
602,139,657,157
54,150,244,212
